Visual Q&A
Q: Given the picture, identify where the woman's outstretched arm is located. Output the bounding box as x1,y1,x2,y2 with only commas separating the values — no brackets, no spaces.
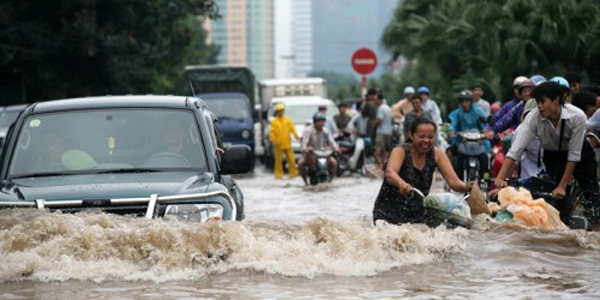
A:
434,147,471,193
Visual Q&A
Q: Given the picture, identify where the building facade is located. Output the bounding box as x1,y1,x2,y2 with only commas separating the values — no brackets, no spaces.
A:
290,0,312,78
207,0,274,79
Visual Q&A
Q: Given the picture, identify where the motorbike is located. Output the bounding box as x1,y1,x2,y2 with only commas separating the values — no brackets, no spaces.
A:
335,131,371,176
308,148,334,185
456,130,488,182
489,130,514,181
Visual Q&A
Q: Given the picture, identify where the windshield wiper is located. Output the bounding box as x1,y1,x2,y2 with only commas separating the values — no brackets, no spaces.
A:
90,168,164,174
10,172,74,179
11,168,175,179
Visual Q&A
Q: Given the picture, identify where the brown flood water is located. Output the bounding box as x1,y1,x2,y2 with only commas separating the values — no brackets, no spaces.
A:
1,167,599,299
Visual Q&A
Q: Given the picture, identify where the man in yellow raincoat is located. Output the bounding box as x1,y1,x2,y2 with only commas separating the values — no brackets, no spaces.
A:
270,103,299,179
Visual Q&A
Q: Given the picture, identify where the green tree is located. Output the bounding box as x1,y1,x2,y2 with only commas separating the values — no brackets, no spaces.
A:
382,0,600,115
0,0,219,104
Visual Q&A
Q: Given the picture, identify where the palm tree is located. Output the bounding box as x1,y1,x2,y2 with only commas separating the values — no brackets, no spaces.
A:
382,0,600,106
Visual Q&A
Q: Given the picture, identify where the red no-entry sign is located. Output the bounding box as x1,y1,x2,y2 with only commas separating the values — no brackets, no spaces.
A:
351,48,377,75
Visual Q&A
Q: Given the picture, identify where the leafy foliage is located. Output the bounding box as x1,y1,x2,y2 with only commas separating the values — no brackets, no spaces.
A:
0,0,219,103
381,0,600,116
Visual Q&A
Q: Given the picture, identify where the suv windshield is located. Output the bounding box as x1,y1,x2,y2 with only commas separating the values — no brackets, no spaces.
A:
9,108,207,177
203,96,250,119
0,110,22,128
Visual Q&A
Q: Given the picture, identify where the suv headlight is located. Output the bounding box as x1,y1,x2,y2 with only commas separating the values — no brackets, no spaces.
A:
164,204,224,222
241,129,251,139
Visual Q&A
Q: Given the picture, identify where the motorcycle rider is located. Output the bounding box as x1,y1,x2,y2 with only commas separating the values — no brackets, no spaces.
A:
417,86,443,127
472,83,491,117
298,113,339,185
403,94,432,141
484,78,536,139
493,76,527,123
447,90,490,179
391,86,415,122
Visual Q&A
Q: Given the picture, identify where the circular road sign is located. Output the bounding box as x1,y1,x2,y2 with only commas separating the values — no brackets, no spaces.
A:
351,48,378,75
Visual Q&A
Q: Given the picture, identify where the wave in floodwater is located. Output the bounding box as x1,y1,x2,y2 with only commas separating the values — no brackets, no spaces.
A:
1,210,599,283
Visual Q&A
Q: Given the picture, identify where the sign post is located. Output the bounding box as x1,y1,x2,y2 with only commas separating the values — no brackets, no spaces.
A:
351,48,378,98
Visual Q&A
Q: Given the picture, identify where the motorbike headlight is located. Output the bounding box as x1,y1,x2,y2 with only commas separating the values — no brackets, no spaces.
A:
241,130,251,139
164,204,223,222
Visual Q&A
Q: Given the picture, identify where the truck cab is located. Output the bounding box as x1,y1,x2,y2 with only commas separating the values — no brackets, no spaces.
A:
199,92,254,151
183,66,256,153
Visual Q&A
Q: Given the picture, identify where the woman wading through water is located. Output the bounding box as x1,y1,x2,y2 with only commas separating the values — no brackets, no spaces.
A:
373,117,474,225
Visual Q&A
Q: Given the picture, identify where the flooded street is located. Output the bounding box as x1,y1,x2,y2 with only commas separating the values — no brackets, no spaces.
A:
1,165,600,299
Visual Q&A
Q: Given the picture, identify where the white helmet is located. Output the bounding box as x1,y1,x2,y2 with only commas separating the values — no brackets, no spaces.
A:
512,76,528,87
403,86,415,95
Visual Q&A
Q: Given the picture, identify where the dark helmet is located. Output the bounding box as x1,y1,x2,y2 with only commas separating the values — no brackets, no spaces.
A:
458,90,473,101
366,88,379,96
313,113,326,123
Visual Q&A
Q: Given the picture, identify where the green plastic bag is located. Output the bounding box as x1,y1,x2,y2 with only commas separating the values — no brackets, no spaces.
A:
494,210,513,222
423,193,474,228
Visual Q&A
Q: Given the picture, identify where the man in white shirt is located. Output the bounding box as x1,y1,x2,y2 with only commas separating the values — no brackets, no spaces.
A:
496,81,599,227
511,99,543,179
472,84,491,117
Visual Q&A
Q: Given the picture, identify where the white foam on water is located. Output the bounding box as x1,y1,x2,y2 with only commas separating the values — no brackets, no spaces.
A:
0,209,470,282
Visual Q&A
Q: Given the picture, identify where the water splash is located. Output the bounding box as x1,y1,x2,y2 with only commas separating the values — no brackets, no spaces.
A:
0,210,470,282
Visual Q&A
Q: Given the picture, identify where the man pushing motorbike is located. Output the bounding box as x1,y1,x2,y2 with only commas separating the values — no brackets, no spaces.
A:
495,81,600,227
298,113,339,185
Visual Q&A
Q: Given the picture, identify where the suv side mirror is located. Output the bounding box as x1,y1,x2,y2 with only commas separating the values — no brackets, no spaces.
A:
221,144,254,174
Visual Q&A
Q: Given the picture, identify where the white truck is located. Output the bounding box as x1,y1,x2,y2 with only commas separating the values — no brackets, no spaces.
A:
254,78,336,167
